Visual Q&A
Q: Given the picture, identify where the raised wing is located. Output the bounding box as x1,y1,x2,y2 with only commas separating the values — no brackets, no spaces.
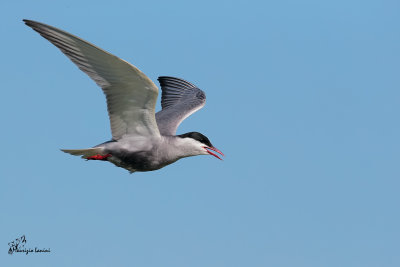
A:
23,19,160,140
155,76,206,135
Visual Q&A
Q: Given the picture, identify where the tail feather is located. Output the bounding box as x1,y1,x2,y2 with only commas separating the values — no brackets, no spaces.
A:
61,148,104,159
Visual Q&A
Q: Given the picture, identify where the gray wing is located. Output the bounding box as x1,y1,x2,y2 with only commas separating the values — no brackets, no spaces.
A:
24,20,160,140
155,76,206,135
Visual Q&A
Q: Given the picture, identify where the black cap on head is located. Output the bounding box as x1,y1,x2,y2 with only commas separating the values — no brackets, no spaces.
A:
178,132,213,147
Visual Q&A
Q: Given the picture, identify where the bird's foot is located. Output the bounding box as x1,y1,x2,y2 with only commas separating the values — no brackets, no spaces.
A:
86,154,112,161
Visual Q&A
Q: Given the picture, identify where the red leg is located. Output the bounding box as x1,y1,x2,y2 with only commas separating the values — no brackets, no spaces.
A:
86,154,112,161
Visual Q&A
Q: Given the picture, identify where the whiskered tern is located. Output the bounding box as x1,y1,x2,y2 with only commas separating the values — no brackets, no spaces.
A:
24,19,224,173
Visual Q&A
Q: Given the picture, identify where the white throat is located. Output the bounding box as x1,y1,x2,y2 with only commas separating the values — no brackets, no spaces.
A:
161,136,206,161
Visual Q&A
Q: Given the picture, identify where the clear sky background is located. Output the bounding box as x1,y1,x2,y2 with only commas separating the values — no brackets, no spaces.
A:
1,0,399,266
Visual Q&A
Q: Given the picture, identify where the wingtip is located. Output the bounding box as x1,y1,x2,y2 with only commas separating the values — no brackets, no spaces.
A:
23,19,44,28
23,19,36,27
157,76,198,89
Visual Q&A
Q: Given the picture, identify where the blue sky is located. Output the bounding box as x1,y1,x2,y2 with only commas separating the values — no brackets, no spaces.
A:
1,0,400,266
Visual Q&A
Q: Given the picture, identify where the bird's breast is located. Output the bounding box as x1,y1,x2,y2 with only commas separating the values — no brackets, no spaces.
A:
103,138,178,172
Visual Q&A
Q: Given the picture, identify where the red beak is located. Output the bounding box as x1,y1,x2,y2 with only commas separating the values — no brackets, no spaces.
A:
204,146,225,160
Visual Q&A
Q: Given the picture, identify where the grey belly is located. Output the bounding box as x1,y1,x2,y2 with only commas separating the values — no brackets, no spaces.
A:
106,150,175,173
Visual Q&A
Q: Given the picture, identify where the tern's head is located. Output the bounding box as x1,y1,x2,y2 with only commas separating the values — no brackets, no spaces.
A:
177,132,224,160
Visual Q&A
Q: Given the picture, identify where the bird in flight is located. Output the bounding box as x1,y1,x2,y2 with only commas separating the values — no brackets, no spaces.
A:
23,19,224,173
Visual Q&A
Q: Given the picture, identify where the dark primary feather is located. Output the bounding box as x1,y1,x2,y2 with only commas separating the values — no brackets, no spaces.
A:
155,77,206,136
158,76,199,109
